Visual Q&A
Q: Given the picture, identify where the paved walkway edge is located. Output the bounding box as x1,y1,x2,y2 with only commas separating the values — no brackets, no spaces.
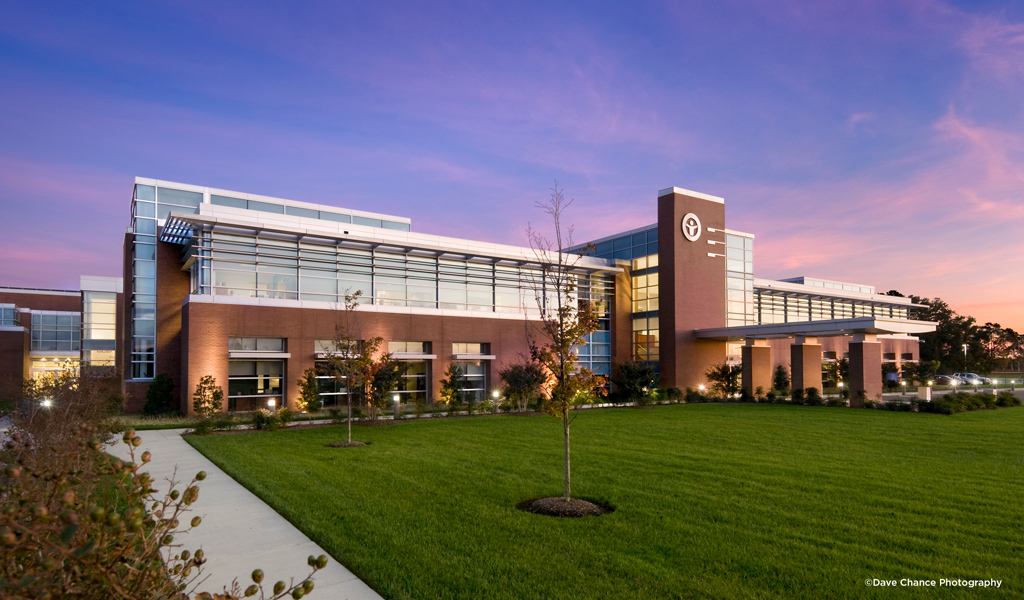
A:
113,428,383,600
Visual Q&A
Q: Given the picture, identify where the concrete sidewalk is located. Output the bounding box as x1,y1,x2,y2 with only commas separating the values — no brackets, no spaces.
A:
113,428,382,600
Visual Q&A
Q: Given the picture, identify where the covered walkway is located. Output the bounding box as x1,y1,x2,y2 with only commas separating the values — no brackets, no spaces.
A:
695,317,937,405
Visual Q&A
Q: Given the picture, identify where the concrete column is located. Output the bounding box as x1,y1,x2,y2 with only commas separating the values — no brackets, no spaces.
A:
741,338,772,395
849,333,882,407
790,336,822,393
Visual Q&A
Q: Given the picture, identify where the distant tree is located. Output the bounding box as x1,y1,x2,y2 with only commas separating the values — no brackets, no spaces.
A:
772,364,790,393
910,296,977,371
369,354,407,420
192,375,223,418
144,373,176,415
886,290,905,297
295,367,321,413
499,361,548,412
705,363,742,398
611,361,658,404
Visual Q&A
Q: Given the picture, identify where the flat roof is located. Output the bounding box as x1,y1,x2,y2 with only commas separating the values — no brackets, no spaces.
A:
694,317,938,341
135,177,411,227
162,207,620,273
754,278,921,306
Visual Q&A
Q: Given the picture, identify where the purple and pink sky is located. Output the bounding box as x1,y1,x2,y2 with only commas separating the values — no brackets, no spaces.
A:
1,1,1022,329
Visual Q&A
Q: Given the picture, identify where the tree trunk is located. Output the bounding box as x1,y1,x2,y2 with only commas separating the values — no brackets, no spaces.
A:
563,409,571,501
347,394,352,443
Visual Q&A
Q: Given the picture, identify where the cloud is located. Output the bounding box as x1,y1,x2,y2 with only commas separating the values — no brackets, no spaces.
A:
958,14,1024,81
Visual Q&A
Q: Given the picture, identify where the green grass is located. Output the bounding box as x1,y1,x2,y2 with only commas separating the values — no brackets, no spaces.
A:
186,404,1024,599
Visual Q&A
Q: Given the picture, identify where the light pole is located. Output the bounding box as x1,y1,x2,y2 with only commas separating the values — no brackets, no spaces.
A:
393,393,401,421
492,390,500,414
963,343,968,371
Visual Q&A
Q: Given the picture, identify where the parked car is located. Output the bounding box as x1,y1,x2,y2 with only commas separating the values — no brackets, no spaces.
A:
933,375,963,386
952,372,991,385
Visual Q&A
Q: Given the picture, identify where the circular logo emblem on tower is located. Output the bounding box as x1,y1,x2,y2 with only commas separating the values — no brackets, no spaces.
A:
681,212,702,242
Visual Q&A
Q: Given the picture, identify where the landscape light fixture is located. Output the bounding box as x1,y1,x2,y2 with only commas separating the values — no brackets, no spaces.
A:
40,399,53,408
267,398,276,409
698,384,706,392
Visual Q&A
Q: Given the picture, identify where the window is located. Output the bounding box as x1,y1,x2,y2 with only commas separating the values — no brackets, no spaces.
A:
228,360,283,411
454,360,486,403
901,353,914,360
397,360,428,403
31,311,81,352
388,341,429,354
229,337,285,352
883,353,896,360
453,342,488,355
822,351,837,360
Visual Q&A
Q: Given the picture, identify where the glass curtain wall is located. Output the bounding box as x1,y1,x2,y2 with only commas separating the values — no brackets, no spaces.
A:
755,291,914,324
724,234,755,327
190,230,605,320
129,183,202,379
82,292,117,366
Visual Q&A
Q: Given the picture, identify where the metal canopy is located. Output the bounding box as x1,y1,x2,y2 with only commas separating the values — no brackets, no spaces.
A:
694,317,938,341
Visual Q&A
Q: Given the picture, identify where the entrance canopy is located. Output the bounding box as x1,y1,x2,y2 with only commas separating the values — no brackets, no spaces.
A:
694,317,937,341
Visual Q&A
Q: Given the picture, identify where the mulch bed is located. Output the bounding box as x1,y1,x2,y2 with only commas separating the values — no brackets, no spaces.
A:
516,497,613,518
324,440,371,448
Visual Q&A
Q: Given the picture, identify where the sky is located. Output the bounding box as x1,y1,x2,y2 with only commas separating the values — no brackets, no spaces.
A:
0,0,1022,330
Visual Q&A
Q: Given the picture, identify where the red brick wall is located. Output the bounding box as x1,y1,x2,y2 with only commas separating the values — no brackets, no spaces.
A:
658,190,727,390
180,301,536,415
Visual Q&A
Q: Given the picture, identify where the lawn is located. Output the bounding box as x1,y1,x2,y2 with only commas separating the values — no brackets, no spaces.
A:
186,404,1024,599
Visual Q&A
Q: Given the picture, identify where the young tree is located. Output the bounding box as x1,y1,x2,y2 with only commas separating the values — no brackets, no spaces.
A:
705,363,742,398
322,291,382,443
144,373,176,415
192,375,223,418
611,361,658,404
369,354,407,420
526,183,601,502
499,360,548,412
295,367,321,413
439,363,468,407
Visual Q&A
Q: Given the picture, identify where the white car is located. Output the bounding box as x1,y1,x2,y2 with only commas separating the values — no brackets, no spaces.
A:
953,372,991,385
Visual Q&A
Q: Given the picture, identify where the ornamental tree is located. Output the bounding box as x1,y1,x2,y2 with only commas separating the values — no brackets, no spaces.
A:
526,183,601,502
192,375,223,418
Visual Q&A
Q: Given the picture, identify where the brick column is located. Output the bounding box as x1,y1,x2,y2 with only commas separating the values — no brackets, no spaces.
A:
790,336,822,393
741,338,772,395
849,333,882,407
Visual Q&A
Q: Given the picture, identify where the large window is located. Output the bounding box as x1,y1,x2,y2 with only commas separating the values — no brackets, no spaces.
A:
190,232,609,319
228,360,283,411
0,305,19,327
82,292,117,366
454,361,486,403
31,312,81,352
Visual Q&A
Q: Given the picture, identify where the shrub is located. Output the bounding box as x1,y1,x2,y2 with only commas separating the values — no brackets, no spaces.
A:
804,387,823,406
328,408,345,423
826,396,846,407
278,406,295,425
740,389,755,403
144,373,177,415
754,386,766,402
295,367,321,413
499,361,548,412
192,375,223,418
214,415,237,431
0,421,326,598
997,391,1022,407
863,399,879,409
612,361,658,405
664,387,683,403
191,418,215,435
253,408,282,431
790,388,805,405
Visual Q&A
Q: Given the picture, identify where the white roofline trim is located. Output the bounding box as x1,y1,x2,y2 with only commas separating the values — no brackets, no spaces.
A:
657,187,724,204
